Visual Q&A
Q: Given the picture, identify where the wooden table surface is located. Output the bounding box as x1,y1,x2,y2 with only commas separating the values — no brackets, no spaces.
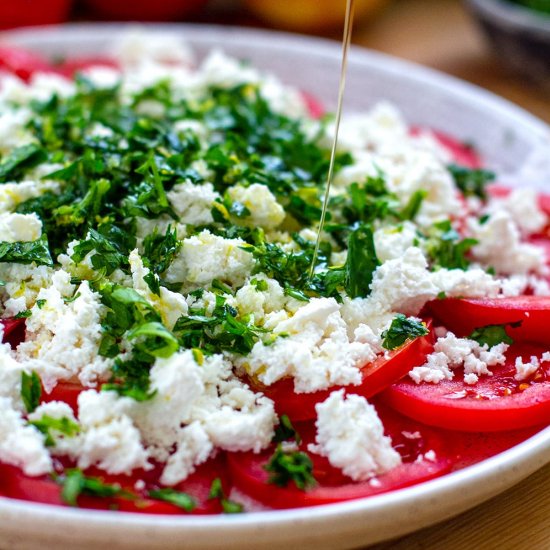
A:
198,1,549,548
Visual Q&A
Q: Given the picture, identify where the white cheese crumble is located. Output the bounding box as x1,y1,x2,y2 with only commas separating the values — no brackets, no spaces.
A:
167,180,220,226
0,397,51,476
226,183,285,230
238,298,377,393
514,352,550,381
165,229,255,289
409,332,509,385
309,390,402,481
0,212,42,243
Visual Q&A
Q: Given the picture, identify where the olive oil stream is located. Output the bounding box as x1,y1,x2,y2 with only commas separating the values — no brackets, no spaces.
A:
309,0,355,277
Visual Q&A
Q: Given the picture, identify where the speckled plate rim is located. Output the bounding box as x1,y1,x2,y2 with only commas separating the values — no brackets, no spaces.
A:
0,23,549,550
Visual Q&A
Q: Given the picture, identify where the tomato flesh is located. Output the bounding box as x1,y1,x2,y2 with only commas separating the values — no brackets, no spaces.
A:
383,343,550,432
0,454,229,514
228,404,452,509
0,318,26,348
427,296,550,345
254,327,433,422
0,47,55,82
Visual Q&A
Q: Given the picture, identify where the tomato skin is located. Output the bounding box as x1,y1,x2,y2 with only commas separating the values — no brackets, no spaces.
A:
228,407,452,509
0,318,26,348
0,47,55,82
383,343,550,432
301,92,325,119
427,296,550,345
255,327,433,422
0,454,229,514
410,128,481,168
41,381,84,413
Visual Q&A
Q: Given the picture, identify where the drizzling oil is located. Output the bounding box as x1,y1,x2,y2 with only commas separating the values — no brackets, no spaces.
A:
309,0,355,277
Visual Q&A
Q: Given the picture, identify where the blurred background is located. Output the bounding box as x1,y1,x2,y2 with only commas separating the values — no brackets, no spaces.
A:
0,0,548,123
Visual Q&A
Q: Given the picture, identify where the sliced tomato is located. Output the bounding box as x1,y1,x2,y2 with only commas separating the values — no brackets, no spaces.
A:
0,454,229,514
83,0,208,20
427,296,550,345
410,128,481,168
382,343,550,432
0,317,25,348
301,92,325,119
0,47,54,82
228,404,452,509
41,381,84,413
253,327,433,422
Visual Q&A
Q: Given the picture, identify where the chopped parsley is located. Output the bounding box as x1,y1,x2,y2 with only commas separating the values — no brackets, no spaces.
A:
468,323,517,347
425,220,478,270
344,224,380,298
209,478,244,514
447,164,495,200
265,444,316,490
148,488,196,511
29,415,80,447
0,235,53,266
381,314,429,350
59,469,132,507
21,371,42,414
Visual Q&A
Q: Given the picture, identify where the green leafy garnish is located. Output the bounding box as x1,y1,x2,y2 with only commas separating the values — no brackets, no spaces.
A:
0,144,47,182
208,477,244,514
273,414,301,444
21,371,42,413
447,164,495,200
0,235,53,266
29,415,80,447
59,469,132,507
265,444,316,490
468,323,517,347
344,224,380,298
425,220,477,270
381,314,429,350
148,488,196,511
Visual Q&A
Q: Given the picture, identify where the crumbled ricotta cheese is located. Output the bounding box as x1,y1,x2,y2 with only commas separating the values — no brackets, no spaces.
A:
226,183,285,230
0,397,51,476
167,180,220,226
409,332,509,384
165,229,255,289
0,212,42,242
16,280,113,390
238,298,377,393
470,211,546,275
309,390,401,481
514,351,550,381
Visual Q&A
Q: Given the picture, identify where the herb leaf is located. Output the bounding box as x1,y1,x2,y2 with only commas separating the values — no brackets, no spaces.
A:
381,314,429,350
21,371,42,413
468,324,516,347
0,235,53,266
0,144,47,182
29,415,80,447
265,444,316,490
59,469,131,507
208,477,244,514
148,488,196,511
344,224,380,298
448,164,495,200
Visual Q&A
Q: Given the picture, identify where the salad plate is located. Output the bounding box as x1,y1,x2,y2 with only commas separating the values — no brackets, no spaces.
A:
0,23,549,550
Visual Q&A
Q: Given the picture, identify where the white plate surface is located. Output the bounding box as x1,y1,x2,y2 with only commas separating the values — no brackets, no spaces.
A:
0,23,549,550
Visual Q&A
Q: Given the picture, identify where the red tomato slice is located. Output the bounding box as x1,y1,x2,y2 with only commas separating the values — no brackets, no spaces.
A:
410,128,481,168
0,454,229,514
0,317,25,348
382,343,550,432
228,404,452,509
83,0,208,20
253,327,433,422
301,92,325,119
254,333,433,422
427,296,550,345
0,0,71,30
0,47,54,82
41,381,84,413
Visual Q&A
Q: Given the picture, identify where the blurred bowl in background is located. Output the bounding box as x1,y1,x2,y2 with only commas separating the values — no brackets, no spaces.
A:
244,0,391,32
466,0,550,87
82,0,210,21
0,0,72,29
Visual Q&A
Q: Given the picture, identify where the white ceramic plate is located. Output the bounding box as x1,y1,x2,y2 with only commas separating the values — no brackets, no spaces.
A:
0,23,549,550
